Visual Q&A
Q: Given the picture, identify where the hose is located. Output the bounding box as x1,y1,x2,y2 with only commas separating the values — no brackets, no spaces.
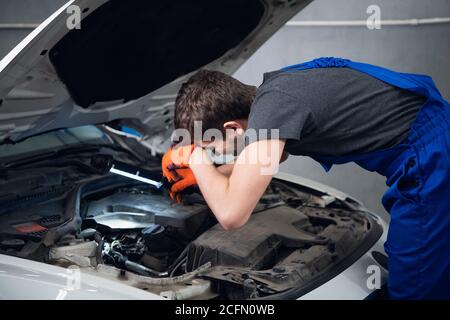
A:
94,232,104,265
169,257,187,277
109,240,168,277
167,245,189,274
96,261,212,286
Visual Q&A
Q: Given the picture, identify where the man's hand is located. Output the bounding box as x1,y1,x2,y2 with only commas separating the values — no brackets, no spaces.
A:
162,144,195,183
162,144,195,177
162,144,197,202
169,168,197,202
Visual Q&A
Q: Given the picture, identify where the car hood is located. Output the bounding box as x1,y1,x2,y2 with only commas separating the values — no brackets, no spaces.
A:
0,0,311,145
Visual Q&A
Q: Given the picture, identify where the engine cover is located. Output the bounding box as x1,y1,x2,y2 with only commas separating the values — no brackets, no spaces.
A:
85,188,209,232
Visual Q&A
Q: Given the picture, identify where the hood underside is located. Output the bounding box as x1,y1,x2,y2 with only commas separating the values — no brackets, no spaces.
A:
0,0,311,145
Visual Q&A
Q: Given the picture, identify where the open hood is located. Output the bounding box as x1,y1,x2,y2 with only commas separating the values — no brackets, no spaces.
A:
0,0,311,145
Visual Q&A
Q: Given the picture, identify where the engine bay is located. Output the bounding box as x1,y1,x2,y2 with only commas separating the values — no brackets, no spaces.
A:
0,164,381,299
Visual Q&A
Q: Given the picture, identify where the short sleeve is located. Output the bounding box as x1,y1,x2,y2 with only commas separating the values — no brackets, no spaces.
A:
245,88,314,144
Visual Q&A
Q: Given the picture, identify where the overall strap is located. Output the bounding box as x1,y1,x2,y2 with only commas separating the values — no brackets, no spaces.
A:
283,57,441,99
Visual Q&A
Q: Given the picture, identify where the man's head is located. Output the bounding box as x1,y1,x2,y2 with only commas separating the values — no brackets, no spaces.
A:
174,70,256,156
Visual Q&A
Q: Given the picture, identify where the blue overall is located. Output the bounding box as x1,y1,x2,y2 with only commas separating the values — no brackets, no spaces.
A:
282,57,450,299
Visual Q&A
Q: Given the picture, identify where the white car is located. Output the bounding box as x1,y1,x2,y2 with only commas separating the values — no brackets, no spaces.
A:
0,0,388,300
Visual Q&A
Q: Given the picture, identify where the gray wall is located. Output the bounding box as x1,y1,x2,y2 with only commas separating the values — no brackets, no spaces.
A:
234,0,450,220
1,0,449,220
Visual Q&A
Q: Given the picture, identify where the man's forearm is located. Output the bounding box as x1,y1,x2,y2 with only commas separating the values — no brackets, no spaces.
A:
189,148,240,228
189,140,284,230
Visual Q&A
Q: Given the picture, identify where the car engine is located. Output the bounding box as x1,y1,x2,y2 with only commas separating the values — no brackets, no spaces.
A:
0,166,381,299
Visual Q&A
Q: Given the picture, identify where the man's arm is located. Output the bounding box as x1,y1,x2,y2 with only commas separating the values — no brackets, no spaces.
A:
215,151,288,178
189,139,286,230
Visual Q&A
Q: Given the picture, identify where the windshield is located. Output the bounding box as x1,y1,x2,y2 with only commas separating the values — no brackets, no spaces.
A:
0,126,111,160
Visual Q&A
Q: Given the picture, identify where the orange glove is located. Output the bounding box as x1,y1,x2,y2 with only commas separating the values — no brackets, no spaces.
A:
161,144,197,203
169,168,197,203
162,144,195,183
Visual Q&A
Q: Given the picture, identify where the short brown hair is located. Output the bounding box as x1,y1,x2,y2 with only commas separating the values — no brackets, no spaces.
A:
174,70,256,138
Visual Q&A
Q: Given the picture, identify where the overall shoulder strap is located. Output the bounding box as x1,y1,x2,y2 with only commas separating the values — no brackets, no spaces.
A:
283,57,442,99
347,60,440,98
282,57,351,71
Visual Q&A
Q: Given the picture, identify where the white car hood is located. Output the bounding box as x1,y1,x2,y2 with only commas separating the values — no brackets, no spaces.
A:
0,0,310,145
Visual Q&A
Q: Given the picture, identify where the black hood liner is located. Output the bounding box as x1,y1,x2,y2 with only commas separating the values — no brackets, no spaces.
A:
50,0,265,107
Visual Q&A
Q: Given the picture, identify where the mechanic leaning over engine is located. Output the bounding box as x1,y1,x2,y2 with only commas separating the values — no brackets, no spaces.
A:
161,57,450,299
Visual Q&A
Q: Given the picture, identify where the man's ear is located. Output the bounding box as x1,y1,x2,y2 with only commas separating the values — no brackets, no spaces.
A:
223,119,247,137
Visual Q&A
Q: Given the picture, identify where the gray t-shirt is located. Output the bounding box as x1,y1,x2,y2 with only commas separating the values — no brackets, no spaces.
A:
246,67,425,157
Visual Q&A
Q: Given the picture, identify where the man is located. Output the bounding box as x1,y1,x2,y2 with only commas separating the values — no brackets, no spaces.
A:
161,57,450,299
